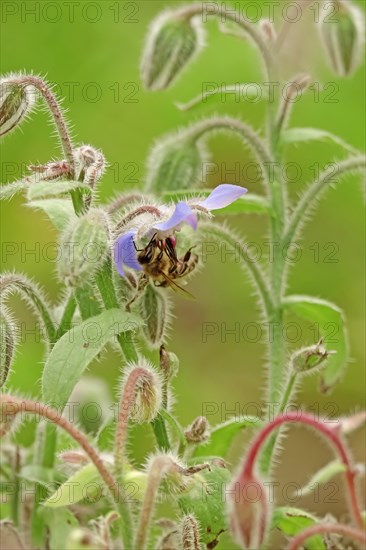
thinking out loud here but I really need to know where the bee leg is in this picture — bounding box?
[177,247,198,276]
[125,274,148,311]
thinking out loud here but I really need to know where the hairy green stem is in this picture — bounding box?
[56,292,77,339]
[96,260,170,450]
[177,4,273,79]
[198,222,273,316]
[284,156,366,250]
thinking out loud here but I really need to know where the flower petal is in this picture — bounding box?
[199,184,248,210]
[153,201,197,232]
[114,230,142,277]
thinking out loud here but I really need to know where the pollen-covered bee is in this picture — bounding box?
[135,233,198,299]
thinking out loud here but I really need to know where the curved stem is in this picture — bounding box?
[284,156,366,250]
[243,412,364,529]
[176,4,273,79]
[1,396,120,504]
[9,75,74,175]
[287,522,366,550]
[185,116,275,190]
[198,222,274,317]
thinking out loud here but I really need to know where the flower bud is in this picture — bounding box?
[145,133,208,192]
[291,338,335,374]
[319,0,365,77]
[58,208,110,287]
[123,360,163,423]
[184,416,210,444]
[66,376,113,435]
[141,10,205,91]
[181,514,200,550]
[0,308,17,387]
[73,144,106,188]
[160,345,179,380]
[228,472,269,549]
[0,76,35,136]
[140,284,172,349]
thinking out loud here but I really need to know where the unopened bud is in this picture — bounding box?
[181,514,200,550]
[73,144,106,188]
[259,19,276,43]
[141,10,205,91]
[124,360,163,423]
[58,208,110,286]
[291,338,335,374]
[0,308,17,387]
[185,416,210,444]
[319,0,365,77]
[228,472,269,549]
[0,76,35,136]
[140,284,172,349]
[66,377,112,435]
[145,133,208,192]
[160,345,179,380]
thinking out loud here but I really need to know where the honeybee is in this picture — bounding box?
[135,233,198,299]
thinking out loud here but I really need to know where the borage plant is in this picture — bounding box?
[1,1,366,549]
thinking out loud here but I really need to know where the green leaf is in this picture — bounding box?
[0,273,57,345]
[42,308,143,411]
[45,463,147,507]
[272,507,326,550]
[27,180,91,201]
[44,463,101,508]
[299,460,346,496]
[42,508,78,550]
[178,462,231,545]
[0,180,26,200]
[193,416,261,458]
[283,295,348,392]
[176,83,267,112]
[27,198,76,230]
[282,128,358,154]
[162,190,270,215]
[18,465,54,487]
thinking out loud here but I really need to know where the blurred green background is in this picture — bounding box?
[1,1,365,547]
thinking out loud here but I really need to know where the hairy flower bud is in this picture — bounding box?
[73,144,106,189]
[291,338,335,374]
[228,472,269,549]
[141,10,205,91]
[0,308,17,387]
[67,377,113,435]
[144,133,209,192]
[0,76,35,136]
[123,360,163,423]
[140,284,172,349]
[319,0,365,76]
[58,208,110,286]
[160,345,179,380]
[184,416,210,444]
[181,514,200,550]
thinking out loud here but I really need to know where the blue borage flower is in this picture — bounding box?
[114,184,247,277]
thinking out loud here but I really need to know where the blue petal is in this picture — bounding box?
[114,230,142,277]
[153,202,197,231]
[199,184,248,210]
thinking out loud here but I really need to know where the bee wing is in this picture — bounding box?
[159,272,196,301]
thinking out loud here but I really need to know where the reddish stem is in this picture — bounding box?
[243,411,363,529]
[114,366,147,479]
[9,75,74,175]
[287,522,366,550]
